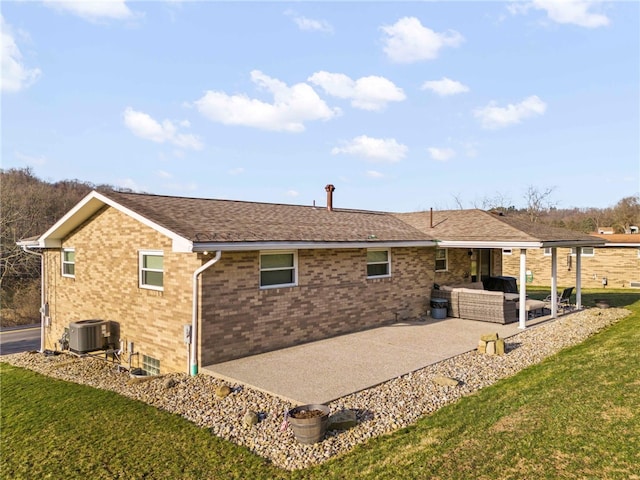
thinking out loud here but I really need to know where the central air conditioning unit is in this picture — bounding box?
[69,319,110,354]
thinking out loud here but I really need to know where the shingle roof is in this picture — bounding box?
[591,233,640,245]
[103,191,435,244]
[395,209,603,244]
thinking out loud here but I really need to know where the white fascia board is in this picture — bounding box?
[192,240,438,252]
[437,241,542,249]
[38,190,193,253]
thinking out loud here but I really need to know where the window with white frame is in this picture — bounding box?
[435,248,447,272]
[260,251,297,288]
[543,247,552,256]
[367,249,391,278]
[571,247,595,257]
[139,251,164,290]
[502,248,512,255]
[62,248,75,277]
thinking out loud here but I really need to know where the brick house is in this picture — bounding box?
[502,232,640,289]
[21,190,603,374]
[21,188,442,374]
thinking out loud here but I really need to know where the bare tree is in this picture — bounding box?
[524,185,557,222]
[450,193,465,210]
[473,191,515,212]
[611,195,640,233]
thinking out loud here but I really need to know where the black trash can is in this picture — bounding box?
[430,298,448,319]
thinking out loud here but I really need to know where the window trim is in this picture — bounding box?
[502,248,512,255]
[139,250,164,291]
[367,248,391,279]
[543,247,552,256]
[435,248,448,272]
[571,247,595,257]
[61,248,75,278]
[259,250,298,289]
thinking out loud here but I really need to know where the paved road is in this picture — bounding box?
[0,325,40,356]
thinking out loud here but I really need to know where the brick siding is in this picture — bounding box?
[199,247,435,365]
[43,205,438,372]
[502,247,640,289]
[43,206,199,373]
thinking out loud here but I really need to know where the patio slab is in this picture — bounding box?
[202,316,550,405]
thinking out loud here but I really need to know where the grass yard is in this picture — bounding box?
[2,289,639,479]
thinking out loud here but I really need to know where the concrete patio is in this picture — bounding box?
[202,315,551,405]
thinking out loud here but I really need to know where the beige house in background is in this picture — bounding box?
[502,233,640,289]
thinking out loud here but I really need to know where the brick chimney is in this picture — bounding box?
[325,184,335,211]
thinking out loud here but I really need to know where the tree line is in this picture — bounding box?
[1,168,638,326]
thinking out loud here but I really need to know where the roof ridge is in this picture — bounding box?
[103,190,392,215]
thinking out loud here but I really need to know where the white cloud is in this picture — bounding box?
[473,95,547,129]
[428,147,456,162]
[1,16,41,93]
[508,0,610,28]
[308,71,406,111]
[116,177,146,192]
[331,135,408,163]
[123,107,203,150]
[366,170,384,178]
[15,151,47,166]
[43,0,137,22]
[421,77,469,96]
[284,10,333,33]
[194,70,340,132]
[228,167,245,175]
[285,189,300,197]
[156,170,172,179]
[381,17,464,63]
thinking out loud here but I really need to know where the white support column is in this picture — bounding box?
[551,248,558,318]
[519,249,527,329]
[575,246,582,309]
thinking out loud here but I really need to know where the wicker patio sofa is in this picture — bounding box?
[431,282,518,324]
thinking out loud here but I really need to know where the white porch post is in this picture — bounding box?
[519,249,527,329]
[575,246,582,309]
[550,248,558,318]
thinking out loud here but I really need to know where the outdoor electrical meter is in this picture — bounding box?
[184,325,192,344]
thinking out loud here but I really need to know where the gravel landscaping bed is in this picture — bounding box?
[2,307,628,470]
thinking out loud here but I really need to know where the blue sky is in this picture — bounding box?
[2,1,638,212]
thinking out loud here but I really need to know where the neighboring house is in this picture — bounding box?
[502,232,640,289]
[20,190,603,375]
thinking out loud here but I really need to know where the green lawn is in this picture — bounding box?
[2,289,639,479]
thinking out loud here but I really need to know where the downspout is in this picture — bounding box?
[21,245,46,352]
[190,251,221,376]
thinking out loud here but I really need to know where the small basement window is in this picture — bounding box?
[367,249,391,278]
[142,355,160,375]
[62,248,75,277]
[260,251,297,288]
[139,251,164,290]
[502,248,512,255]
